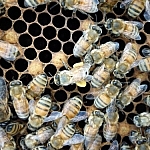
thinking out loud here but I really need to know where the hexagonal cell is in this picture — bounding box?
[0,17,12,30]
[8,6,21,20]
[52,15,65,28]
[54,90,67,102]
[38,12,51,26]
[39,50,52,63]
[34,37,47,50]
[13,20,27,34]
[15,59,28,72]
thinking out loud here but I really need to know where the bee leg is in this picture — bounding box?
[60,59,71,70]
[72,9,77,18]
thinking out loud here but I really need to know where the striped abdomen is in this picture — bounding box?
[138,57,150,72]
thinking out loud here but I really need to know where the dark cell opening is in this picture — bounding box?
[0,58,12,69]
[123,102,134,112]
[49,78,60,90]
[43,26,56,40]
[63,42,74,55]
[118,111,126,122]
[59,66,66,71]
[106,13,116,19]
[70,92,80,98]
[34,37,47,50]
[126,68,134,77]
[44,64,57,76]
[114,39,125,51]
[100,25,108,36]
[144,22,150,34]
[134,95,142,102]
[68,55,81,67]
[67,18,80,30]
[117,78,127,87]
[52,15,65,28]
[19,34,32,47]
[115,134,121,143]
[78,120,85,128]
[139,45,150,57]
[120,16,129,20]
[8,6,21,20]
[17,0,26,8]
[58,28,70,42]
[90,10,103,22]
[72,30,83,42]
[61,9,73,17]
[47,2,60,15]
[77,82,91,93]
[38,13,51,26]
[0,17,12,30]
[81,105,86,111]
[54,90,67,102]
[101,145,110,150]
[136,32,146,44]
[13,20,27,33]
[83,94,94,106]
[139,10,147,21]
[39,50,52,63]
[63,84,76,92]
[113,2,125,15]
[48,39,61,52]
[0,68,3,76]
[24,48,37,60]
[127,113,137,124]
[20,73,33,86]
[41,88,51,97]
[141,80,150,92]
[35,4,46,12]
[128,77,136,85]
[76,10,88,20]
[5,70,18,81]
[100,36,111,44]
[23,10,36,23]
[15,59,28,72]
[122,136,132,145]
[136,103,146,114]
[28,23,41,37]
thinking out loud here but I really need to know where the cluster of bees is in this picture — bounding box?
[0,0,150,150]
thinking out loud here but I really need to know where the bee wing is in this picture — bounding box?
[123,42,132,52]
[63,134,85,146]
[125,21,143,29]
[29,100,36,114]
[123,30,141,40]
[141,48,150,57]
[136,84,148,98]
[130,59,141,69]
[109,140,119,150]
[43,111,63,123]
[71,111,88,122]
[0,77,7,101]
[144,0,150,21]
[56,116,68,132]
[120,0,132,9]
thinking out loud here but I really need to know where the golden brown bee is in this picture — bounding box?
[0,127,16,150]
[104,18,143,40]
[24,0,51,7]
[5,122,25,136]
[73,25,102,58]
[28,94,52,131]
[26,73,48,100]
[117,78,147,109]
[9,80,29,120]
[54,62,91,87]
[120,0,150,21]
[84,110,104,149]
[113,42,138,79]
[103,101,119,142]
[99,0,119,13]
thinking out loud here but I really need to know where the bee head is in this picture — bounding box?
[60,0,65,7]
[10,80,22,87]
[40,73,47,79]
[93,110,104,118]
[133,116,141,127]
[105,18,113,30]
[113,69,125,79]
[54,72,61,86]
[111,79,122,89]
[136,137,147,145]
[91,25,102,35]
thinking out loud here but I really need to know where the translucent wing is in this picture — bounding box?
[144,0,150,21]
[141,48,150,57]
[130,59,141,69]
[85,75,93,82]
[125,21,143,29]
[109,140,119,150]
[29,100,36,114]
[0,77,7,101]
[123,42,132,52]
[120,0,132,9]
[63,134,85,146]
[71,111,88,122]
[56,116,68,132]
[136,84,148,98]
[86,94,95,100]
[123,30,141,40]
[43,111,63,123]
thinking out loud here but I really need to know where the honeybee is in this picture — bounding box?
[26,73,48,100]
[0,40,20,61]
[120,142,132,150]
[28,94,52,131]
[113,42,138,79]
[143,95,150,107]
[24,0,51,7]
[88,79,122,109]
[99,0,119,14]
[54,62,91,87]
[70,142,84,150]
[133,112,150,127]
[32,145,48,150]
[103,101,119,141]
[131,48,150,72]
[116,78,147,109]
[145,127,150,145]
[73,25,102,58]
[5,122,25,136]
[84,110,104,149]
[90,56,117,88]
[23,126,54,149]
[0,127,16,150]
[129,130,150,150]
[104,18,143,40]
[109,140,119,150]
[84,41,119,65]
[120,0,150,21]
[9,80,29,120]
[47,123,84,149]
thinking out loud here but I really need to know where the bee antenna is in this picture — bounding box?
[50,3,59,10]
[48,72,53,77]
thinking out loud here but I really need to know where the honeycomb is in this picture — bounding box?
[0,0,149,149]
